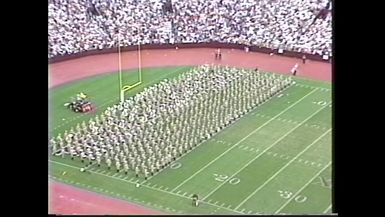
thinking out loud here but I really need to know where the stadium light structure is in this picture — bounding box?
[118,30,143,103]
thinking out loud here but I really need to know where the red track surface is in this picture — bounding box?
[48,48,332,214]
[49,48,331,88]
[49,180,162,215]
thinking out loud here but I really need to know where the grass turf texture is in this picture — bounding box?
[49,66,332,214]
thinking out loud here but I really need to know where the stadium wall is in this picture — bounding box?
[49,42,331,64]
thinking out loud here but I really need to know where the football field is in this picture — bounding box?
[49,66,332,214]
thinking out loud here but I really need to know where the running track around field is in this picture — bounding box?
[48,48,331,214]
[49,180,163,215]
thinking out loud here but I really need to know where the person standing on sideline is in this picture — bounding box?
[291,63,299,76]
[302,55,307,64]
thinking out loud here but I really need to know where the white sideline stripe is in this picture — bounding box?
[274,162,332,214]
[49,160,243,214]
[323,204,332,213]
[235,129,331,209]
[204,104,329,201]
[172,88,318,191]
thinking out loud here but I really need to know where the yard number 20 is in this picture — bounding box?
[213,174,240,185]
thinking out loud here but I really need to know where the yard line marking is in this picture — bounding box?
[205,111,330,203]
[323,204,332,213]
[235,129,331,209]
[128,177,134,182]
[177,190,181,194]
[171,88,318,191]
[208,199,212,203]
[227,205,231,209]
[183,192,187,196]
[221,203,226,207]
[274,161,332,214]
[214,201,219,205]
[248,210,253,214]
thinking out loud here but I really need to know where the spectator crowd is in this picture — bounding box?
[48,0,331,58]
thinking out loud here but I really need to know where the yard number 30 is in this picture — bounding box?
[278,190,307,203]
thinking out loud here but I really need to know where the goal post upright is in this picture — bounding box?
[138,41,142,83]
[118,24,143,103]
[118,33,125,103]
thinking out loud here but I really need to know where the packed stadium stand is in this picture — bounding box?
[48,0,332,58]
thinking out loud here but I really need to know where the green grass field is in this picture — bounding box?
[48,66,332,215]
